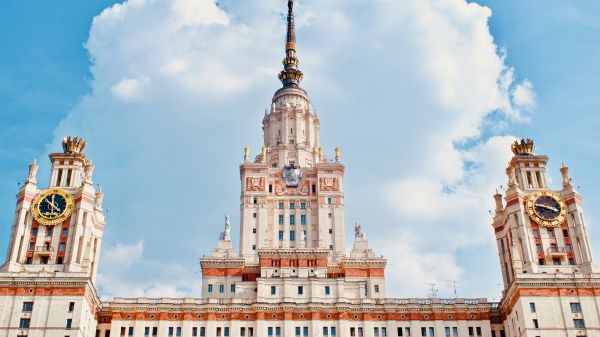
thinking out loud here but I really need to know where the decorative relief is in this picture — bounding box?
[274,180,310,196]
[319,177,339,191]
[245,177,265,191]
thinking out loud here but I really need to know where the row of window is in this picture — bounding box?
[206,284,235,293]
[19,318,72,330]
[278,202,307,210]
[278,214,308,225]
[532,228,570,239]
[530,301,582,313]
[21,301,75,312]
[31,227,68,237]
[252,196,334,205]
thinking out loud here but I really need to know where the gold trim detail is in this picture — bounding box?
[32,189,74,226]
[525,191,567,227]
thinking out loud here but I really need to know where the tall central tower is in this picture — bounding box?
[239,0,345,264]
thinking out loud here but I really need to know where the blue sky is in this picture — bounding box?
[0,0,599,300]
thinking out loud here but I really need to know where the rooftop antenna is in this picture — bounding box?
[425,282,438,298]
[446,280,460,298]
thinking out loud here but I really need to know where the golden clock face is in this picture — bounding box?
[32,189,74,226]
[526,191,567,227]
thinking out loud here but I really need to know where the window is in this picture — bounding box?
[32,228,38,236]
[269,183,274,191]
[253,197,258,205]
[290,231,295,241]
[301,215,307,225]
[22,301,33,312]
[499,331,505,337]
[290,202,295,209]
[328,228,333,234]
[476,328,481,336]
[570,302,582,313]
[249,327,254,337]
[47,228,53,237]
[359,328,364,337]
[563,229,569,237]
[452,328,458,336]
[279,215,284,225]
[66,319,72,330]
[121,328,126,336]
[298,286,303,295]
[62,228,68,237]
[445,328,450,337]
[231,284,235,293]
[573,319,585,329]
[219,284,225,293]
[224,327,230,337]
[328,213,332,218]
[374,328,379,337]
[553,258,561,265]
[128,328,134,336]
[429,328,435,337]
[208,284,213,292]
[301,203,306,209]
[268,328,273,336]
[153,327,158,336]
[569,258,575,265]
[289,139,295,144]
[19,318,31,329]
[279,231,284,240]
[252,228,256,234]
[279,203,284,209]
[331,327,336,336]
[323,327,329,336]
[169,327,174,336]
[252,245,256,250]
[253,213,257,218]
[533,229,539,238]
[68,302,75,312]
[374,285,380,293]
[290,215,295,225]
[468,327,474,337]
[325,286,331,295]
[551,244,558,252]
[29,242,34,250]
[176,327,181,337]
[312,185,316,194]
[59,243,65,252]
[351,328,356,337]
[533,319,539,329]
[530,302,536,313]
[303,327,308,336]
[548,229,554,238]
[327,197,333,204]
[200,327,206,337]
[566,243,572,252]
[192,328,197,337]
[491,331,495,337]
[329,245,334,250]
[271,286,276,295]
[539,258,545,265]
[536,244,541,253]
[296,327,301,337]
[382,328,387,336]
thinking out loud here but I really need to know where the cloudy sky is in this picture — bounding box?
[1,0,599,300]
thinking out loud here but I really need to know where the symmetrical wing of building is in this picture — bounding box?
[1,1,599,337]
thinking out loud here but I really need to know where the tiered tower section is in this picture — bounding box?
[492,139,600,337]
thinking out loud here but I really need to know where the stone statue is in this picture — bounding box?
[27,160,38,184]
[95,191,104,210]
[84,162,95,183]
[220,214,231,241]
[354,222,365,240]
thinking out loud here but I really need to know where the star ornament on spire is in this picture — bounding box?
[278,0,304,87]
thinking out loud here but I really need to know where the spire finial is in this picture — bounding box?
[278,0,303,87]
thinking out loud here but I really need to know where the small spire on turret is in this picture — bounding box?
[560,162,572,187]
[244,146,250,162]
[278,0,303,87]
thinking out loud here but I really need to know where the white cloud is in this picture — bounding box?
[49,0,535,298]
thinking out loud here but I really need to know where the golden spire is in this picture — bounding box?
[511,138,535,156]
[278,0,303,87]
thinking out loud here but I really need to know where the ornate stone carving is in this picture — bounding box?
[319,177,338,191]
[245,177,265,191]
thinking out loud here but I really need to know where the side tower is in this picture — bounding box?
[492,139,600,337]
[0,137,103,337]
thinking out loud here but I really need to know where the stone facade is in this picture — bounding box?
[1,1,599,337]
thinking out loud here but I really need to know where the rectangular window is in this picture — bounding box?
[530,302,536,313]
[268,327,273,336]
[216,327,222,337]
[301,214,307,225]
[548,229,554,238]
[62,228,68,236]
[19,318,31,329]
[253,197,258,205]
[231,284,235,293]
[312,184,316,194]
[533,229,539,238]
[327,197,333,204]
[429,328,435,337]
[298,286,303,295]
[323,327,329,336]
[177,328,182,337]
[279,231,284,240]
[563,229,569,237]
[533,319,539,329]
[290,231,295,241]
[421,328,427,337]
[491,331,495,337]
[290,202,295,209]
[249,328,254,337]
[271,286,276,295]
[296,327,301,337]
[303,327,308,336]
[252,245,256,250]
[445,327,450,337]
[66,319,72,330]
[573,319,585,329]
[570,302,582,313]
[359,328,364,337]
[208,284,213,292]
[325,286,331,295]
[374,328,379,337]
[219,284,225,293]
[374,285,380,293]
[275,327,280,336]
[290,215,295,225]
[569,258,575,265]
[553,258,561,265]
[32,228,38,236]
[301,203,306,209]
[279,215,284,225]
[405,328,411,337]
[128,327,134,336]
[329,245,334,250]
[200,328,205,337]
[145,327,150,336]
[68,302,75,312]
[452,328,458,336]
[22,301,33,312]
[382,328,386,336]
[331,327,336,336]
[47,228,53,237]
[192,328,198,337]
[499,331,505,337]
[351,328,356,337]
[59,243,65,252]
[279,203,284,209]
[476,328,481,336]
[269,184,273,192]
[328,228,333,234]
[536,244,541,253]
[152,328,157,336]
[169,327,174,336]
[121,328,126,336]
[253,213,257,218]
[468,327,474,337]
[252,228,256,234]
[566,243,572,252]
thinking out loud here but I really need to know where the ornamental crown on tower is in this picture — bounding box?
[278,0,304,87]
[62,136,87,154]
[511,138,535,156]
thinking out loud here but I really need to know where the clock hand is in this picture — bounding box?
[535,203,559,213]
[44,198,60,212]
